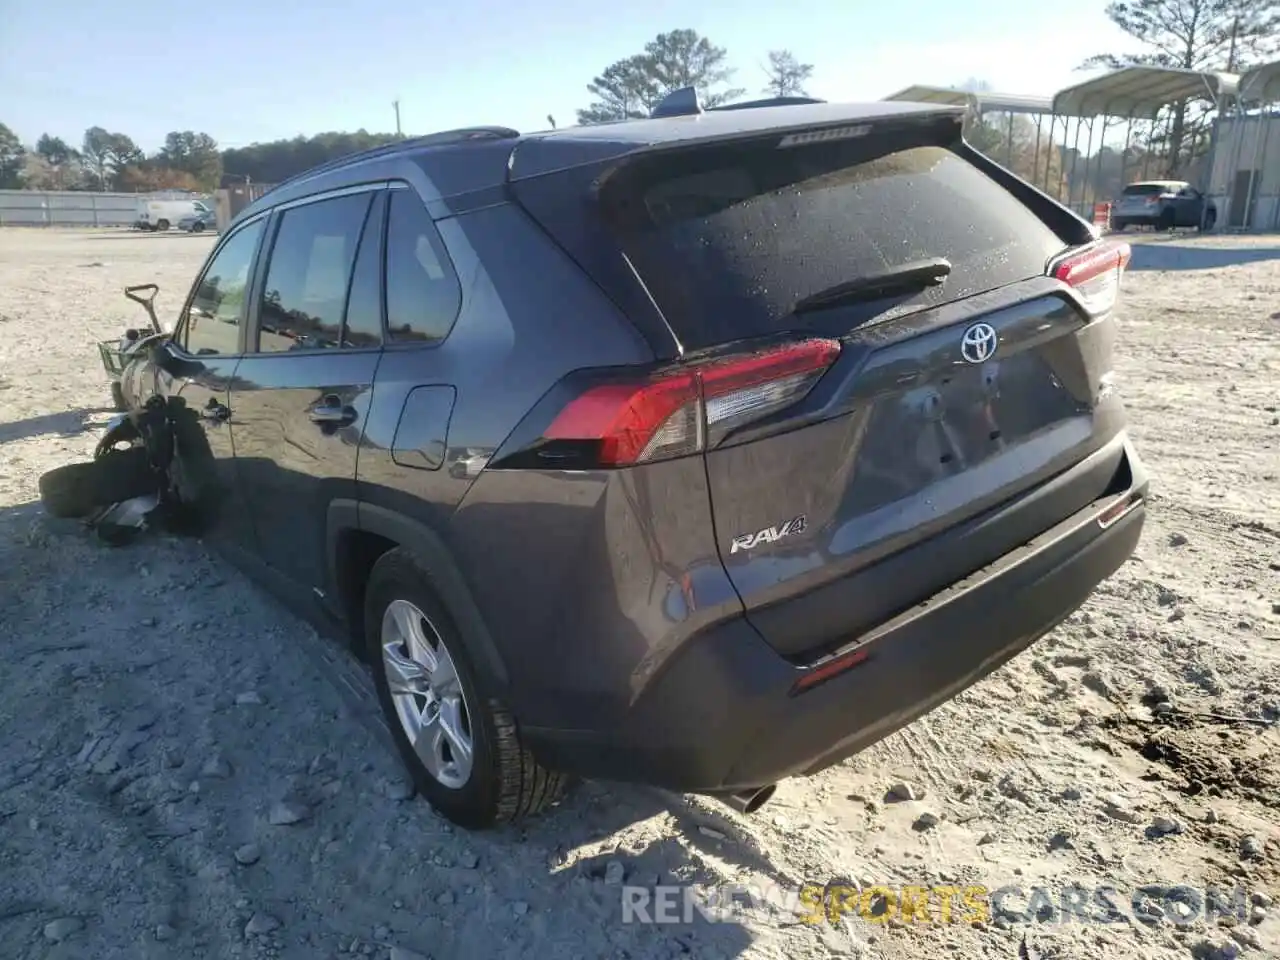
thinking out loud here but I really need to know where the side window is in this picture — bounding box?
[183,218,265,356]
[256,192,372,352]
[384,188,462,343]
[341,192,385,348]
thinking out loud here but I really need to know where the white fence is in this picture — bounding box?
[0,190,212,228]
[0,189,141,227]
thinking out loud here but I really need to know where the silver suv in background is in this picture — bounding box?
[1111,180,1216,232]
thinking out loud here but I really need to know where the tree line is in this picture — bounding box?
[2,3,1274,196]
[573,31,815,123]
[0,126,225,193]
[0,124,405,193]
[0,31,814,194]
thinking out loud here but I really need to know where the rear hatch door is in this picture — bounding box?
[511,109,1126,660]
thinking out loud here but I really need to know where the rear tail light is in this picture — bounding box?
[539,339,841,468]
[1051,239,1130,315]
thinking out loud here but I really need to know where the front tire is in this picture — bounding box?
[38,447,156,519]
[363,548,567,829]
[156,219,170,232]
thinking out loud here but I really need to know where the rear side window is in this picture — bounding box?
[599,135,1066,349]
[384,188,461,344]
[257,192,373,352]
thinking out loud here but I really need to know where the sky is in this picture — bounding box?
[0,0,1143,152]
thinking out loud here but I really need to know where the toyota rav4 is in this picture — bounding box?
[115,94,1147,829]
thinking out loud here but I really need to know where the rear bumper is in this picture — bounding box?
[523,437,1148,793]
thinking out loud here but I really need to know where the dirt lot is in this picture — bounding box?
[0,228,1277,960]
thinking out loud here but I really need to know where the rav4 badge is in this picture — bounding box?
[730,515,808,554]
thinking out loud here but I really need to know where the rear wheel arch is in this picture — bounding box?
[326,500,510,692]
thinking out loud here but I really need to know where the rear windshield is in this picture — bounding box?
[1122,183,1170,196]
[596,133,1065,349]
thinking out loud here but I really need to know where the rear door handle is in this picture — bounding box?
[309,395,357,427]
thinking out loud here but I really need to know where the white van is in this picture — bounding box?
[134,198,211,232]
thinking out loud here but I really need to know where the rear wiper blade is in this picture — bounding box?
[791,257,952,314]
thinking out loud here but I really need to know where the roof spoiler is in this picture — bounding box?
[650,87,827,119]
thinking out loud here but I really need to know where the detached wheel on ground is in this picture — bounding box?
[38,447,156,519]
[363,548,567,829]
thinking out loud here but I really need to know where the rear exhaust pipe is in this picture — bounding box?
[715,784,777,815]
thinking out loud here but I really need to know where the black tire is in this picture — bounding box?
[1158,208,1176,232]
[192,220,205,233]
[38,447,156,519]
[363,548,567,829]
[156,219,170,232]
[110,381,127,411]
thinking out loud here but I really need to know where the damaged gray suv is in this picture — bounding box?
[43,92,1148,829]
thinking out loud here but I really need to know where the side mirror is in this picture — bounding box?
[152,340,205,380]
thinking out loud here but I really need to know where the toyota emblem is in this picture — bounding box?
[960,322,998,364]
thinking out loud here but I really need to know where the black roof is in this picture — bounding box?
[236,99,961,221]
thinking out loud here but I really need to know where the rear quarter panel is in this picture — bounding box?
[354,200,661,685]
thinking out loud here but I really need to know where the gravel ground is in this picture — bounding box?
[0,228,1278,960]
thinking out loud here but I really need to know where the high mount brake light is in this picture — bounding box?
[1052,239,1131,315]
[543,339,842,467]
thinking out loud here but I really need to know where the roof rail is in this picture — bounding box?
[412,125,521,146]
[265,126,522,195]
[650,88,827,118]
[710,96,827,111]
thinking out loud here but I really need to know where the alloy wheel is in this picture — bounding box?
[380,599,474,788]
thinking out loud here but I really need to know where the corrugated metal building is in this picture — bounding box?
[1204,60,1280,231]
[1206,113,1280,229]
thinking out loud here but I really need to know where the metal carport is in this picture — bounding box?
[881,85,1052,170]
[1048,65,1239,220]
